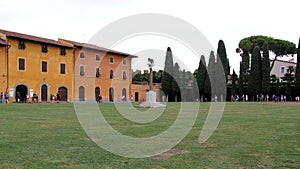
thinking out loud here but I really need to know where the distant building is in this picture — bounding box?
[270,59,296,82]
[130,84,161,102]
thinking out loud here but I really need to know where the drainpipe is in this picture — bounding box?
[6,45,10,90]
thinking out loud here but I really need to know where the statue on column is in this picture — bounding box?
[148,58,154,91]
[138,58,166,108]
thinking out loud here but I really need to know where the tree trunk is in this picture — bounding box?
[270,55,278,72]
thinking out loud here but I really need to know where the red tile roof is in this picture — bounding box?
[0,29,73,48]
[271,59,297,64]
[59,38,138,58]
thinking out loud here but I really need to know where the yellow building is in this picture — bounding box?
[59,39,137,102]
[0,29,74,102]
[0,38,9,94]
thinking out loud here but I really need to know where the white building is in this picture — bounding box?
[270,59,297,82]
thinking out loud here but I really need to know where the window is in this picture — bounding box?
[122,88,126,101]
[109,56,114,64]
[18,58,25,70]
[123,71,127,80]
[96,67,100,78]
[41,43,48,53]
[80,52,85,59]
[79,86,85,101]
[280,67,285,74]
[60,63,66,74]
[110,69,114,79]
[96,54,100,61]
[60,47,66,56]
[42,61,47,72]
[18,40,26,50]
[80,66,85,76]
[123,58,126,65]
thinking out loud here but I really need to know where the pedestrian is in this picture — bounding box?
[4,91,9,103]
[26,93,29,103]
[32,93,37,103]
[0,92,3,103]
[52,94,56,103]
[56,92,60,103]
[99,95,102,103]
[16,92,21,103]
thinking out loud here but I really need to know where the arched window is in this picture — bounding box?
[123,71,127,80]
[109,56,114,64]
[80,52,85,59]
[80,66,85,76]
[122,88,126,101]
[95,87,100,100]
[109,87,114,102]
[96,67,100,78]
[95,54,100,61]
[79,86,85,101]
[110,69,114,79]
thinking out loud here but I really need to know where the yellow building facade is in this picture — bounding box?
[0,38,9,94]
[0,29,136,103]
[0,29,74,102]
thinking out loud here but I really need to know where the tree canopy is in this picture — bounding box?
[237,35,296,70]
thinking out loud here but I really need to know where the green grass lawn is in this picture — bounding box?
[0,102,299,168]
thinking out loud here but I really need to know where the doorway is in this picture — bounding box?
[109,87,114,102]
[16,84,28,102]
[41,84,48,102]
[135,92,139,102]
[58,87,68,101]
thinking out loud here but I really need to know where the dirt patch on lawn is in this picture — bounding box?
[248,153,271,159]
[80,137,95,141]
[207,143,218,148]
[296,148,300,151]
[40,124,59,128]
[150,149,189,159]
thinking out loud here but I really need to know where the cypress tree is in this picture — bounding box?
[295,37,300,96]
[239,52,250,96]
[196,55,207,101]
[261,42,270,95]
[248,46,262,100]
[231,69,237,96]
[217,40,229,83]
[207,51,215,100]
[162,47,174,101]
[181,69,186,101]
[238,61,244,96]
[215,53,226,101]
[172,62,181,101]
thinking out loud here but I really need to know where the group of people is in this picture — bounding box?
[0,91,9,103]
[0,91,62,103]
[231,93,300,102]
[231,95,249,102]
[50,93,61,103]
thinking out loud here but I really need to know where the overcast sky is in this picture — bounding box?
[1,0,299,73]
